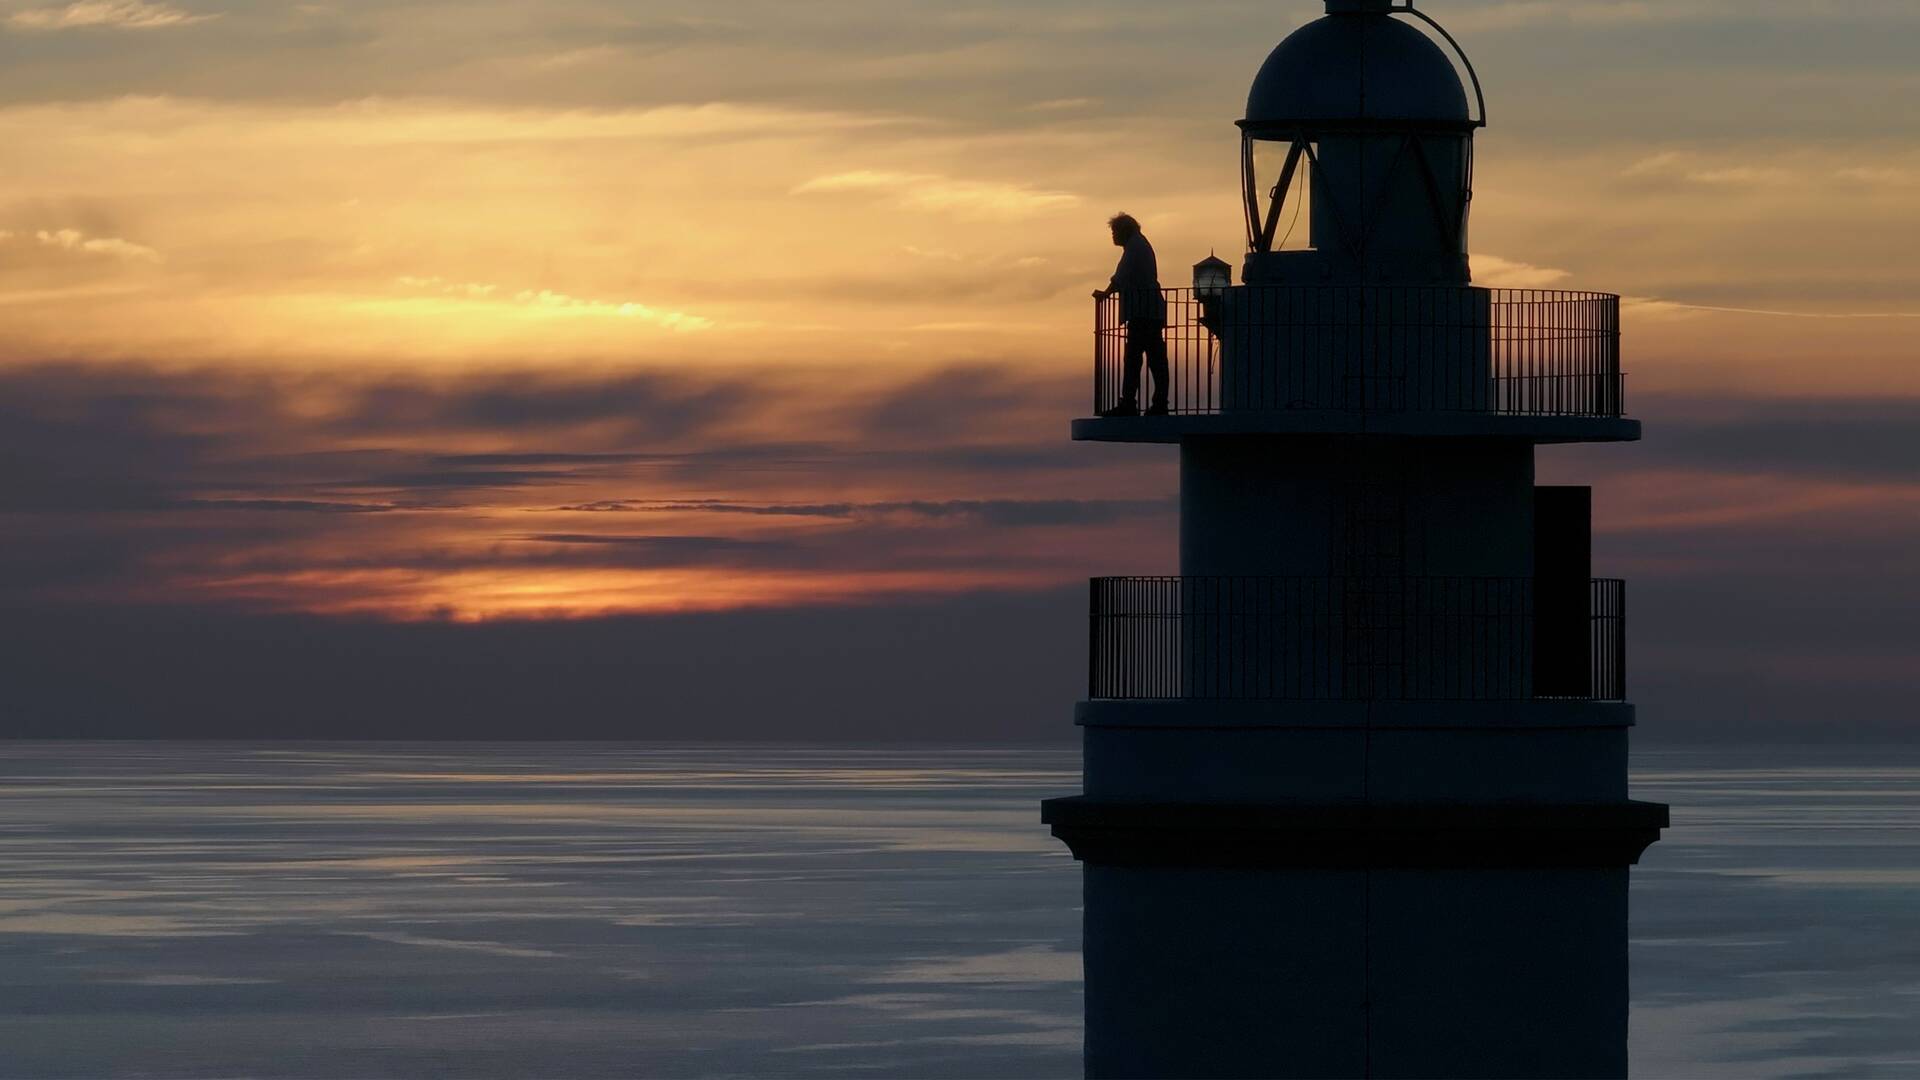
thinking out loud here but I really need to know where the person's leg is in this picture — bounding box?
[1117,325,1145,412]
[1145,329,1171,413]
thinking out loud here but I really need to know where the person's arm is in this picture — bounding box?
[1113,242,1142,292]
[1097,244,1138,299]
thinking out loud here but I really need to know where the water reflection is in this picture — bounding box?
[0,743,1913,1078]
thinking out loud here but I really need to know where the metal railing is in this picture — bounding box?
[1094,286,1623,419]
[1585,578,1627,702]
[1089,576,1626,702]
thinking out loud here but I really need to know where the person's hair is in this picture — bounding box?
[1108,213,1141,236]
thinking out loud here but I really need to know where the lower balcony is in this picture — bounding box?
[1089,576,1625,703]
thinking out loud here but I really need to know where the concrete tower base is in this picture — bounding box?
[1045,699,1665,1079]
[1045,799,1666,1080]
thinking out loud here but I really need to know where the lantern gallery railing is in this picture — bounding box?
[1093,286,1623,419]
[1088,576,1626,702]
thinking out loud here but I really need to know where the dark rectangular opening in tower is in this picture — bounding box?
[1534,486,1592,698]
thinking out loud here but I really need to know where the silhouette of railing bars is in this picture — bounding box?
[1088,576,1627,702]
[1093,286,1623,419]
[1588,577,1626,703]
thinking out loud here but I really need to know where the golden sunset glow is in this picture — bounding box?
[2,0,1918,635]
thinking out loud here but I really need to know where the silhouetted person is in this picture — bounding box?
[1094,213,1169,417]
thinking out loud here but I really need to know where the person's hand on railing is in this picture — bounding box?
[1091,288,1112,300]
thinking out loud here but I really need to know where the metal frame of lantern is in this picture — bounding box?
[1238,124,1476,257]
[1191,254,1234,397]
[1191,253,1233,301]
[1238,3,1489,257]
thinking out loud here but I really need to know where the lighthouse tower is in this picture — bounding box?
[1042,3,1668,1078]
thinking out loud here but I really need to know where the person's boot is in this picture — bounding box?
[1146,401,1170,416]
[1101,401,1140,418]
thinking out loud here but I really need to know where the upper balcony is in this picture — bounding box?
[1076,285,1638,444]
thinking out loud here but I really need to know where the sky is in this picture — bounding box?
[2,0,1918,737]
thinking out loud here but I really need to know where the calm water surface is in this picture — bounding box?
[0,742,1915,1079]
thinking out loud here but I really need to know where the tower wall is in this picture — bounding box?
[1083,864,1628,1080]
[1180,436,1534,580]
[1209,288,1493,409]
[1079,702,1631,804]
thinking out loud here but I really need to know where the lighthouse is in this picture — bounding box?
[1041,3,1668,1078]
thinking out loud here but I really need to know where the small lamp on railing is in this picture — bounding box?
[1193,252,1231,335]
[1193,252,1233,301]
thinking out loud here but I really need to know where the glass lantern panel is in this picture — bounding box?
[1250,140,1316,252]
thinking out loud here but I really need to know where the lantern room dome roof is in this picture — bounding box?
[1244,11,1471,132]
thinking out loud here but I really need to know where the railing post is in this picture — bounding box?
[1089,577,1100,700]
[1093,295,1106,416]
[1615,579,1628,700]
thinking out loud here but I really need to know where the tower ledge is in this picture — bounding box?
[1042,796,1669,868]
[1076,699,1634,730]
[1073,411,1640,445]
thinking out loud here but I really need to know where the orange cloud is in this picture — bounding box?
[7,0,211,30]
[793,169,1082,219]
[31,228,161,262]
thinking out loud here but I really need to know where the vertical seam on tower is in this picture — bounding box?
[1363,699,1374,1078]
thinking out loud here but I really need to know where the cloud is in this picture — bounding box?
[1627,395,1920,483]
[395,275,498,299]
[1620,153,1796,187]
[508,289,713,330]
[0,589,1089,739]
[333,372,758,441]
[0,361,1174,618]
[1019,98,1097,113]
[6,0,211,30]
[1834,166,1917,187]
[518,533,774,554]
[0,364,764,514]
[179,499,416,514]
[553,498,1174,527]
[431,453,656,467]
[7,365,1920,734]
[385,277,712,331]
[524,532,724,545]
[1473,255,1572,288]
[792,170,1081,220]
[1684,166,1796,187]
[902,246,967,263]
[28,228,161,262]
[1450,1,1702,31]
[1623,297,1920,320]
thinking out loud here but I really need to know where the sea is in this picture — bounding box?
[0,741,1915,1079]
